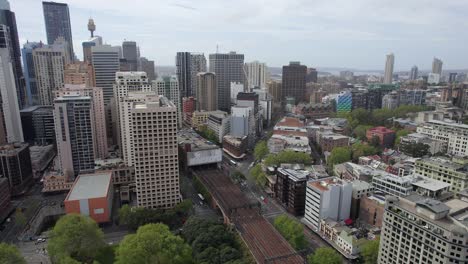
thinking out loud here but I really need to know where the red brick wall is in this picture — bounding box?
[88,197,111,223]
[359,197,385,228]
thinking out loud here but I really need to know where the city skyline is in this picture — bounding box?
[12,0,468,70]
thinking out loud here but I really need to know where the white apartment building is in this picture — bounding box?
[33,40,69,106]
[207,111,230,143]
[378,195,468,264]
[304,177,352,231]
[244,61,269,90]
[56,84,107,159]
[131,96,180,209]
[153,76,181,127]
[417,120,468,156]
[230,82,244,105]
[0,48,23,143]
[230,106,252,138]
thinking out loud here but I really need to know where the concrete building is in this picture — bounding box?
[236,92,261,138]
[22,41,43,106]
[0,177,10,220]
[317,132,350,152]
[230,81,244,105]
[244,61,268,89]
[42,1,74,61]
[64,62,95,87]
[382,92,399,110]
[94,158,135,187]
[82,36,102,63]
[222,135,248,159]
[378,195,468,264]
[432,57,443,75]
[230,106,252,138]
[122,41,138,71]
[54,95,95,180]
[42,173,73,193]
[293,103,333,120]
[191,110,212,129]
[304,178,353,231]
[56,85,107,159]
[366,126,395,148]
[0,143,33,196]
[178,129,222,171]
[399,89,426,106]
[138,57,155,81]
[358,195,385,228]
[0,2,26,109]
[384,53,394,84]
[275,168,308,216]
[282,61,307,104]
[415,157,468,193]
[428,73,440,84]
[409,65,418,81]
[306,68,318,83]
[131,96,180,209]
[207,111,230,143]
[0,46,23,142]
[209,52,245,112]
[417,120,468,156]
[271,116,310,153]
[91,45,120,104]
[196,72,217,111]
[64,172,113,223]
[30,144,55,179]
[153,76,181,126]
[399,133,447,155]
[20,106,55,145]
[176,52,206,98]
[33,40,69,105]
[267,80,281,103]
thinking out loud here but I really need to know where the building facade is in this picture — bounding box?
[42,1,74,61]
[0,143,33,196]
[175,52,206,98]
[196,72,217,111]
[244,61,268,89]
[275,168,308,216]
[282,61,307,104]
[20,106,55,145]
[91,45,120,104]
[384,53,394,84]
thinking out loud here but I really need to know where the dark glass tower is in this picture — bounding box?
[0,0,26,108]
[42,1,74,61]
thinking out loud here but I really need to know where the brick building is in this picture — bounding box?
[366,126,395,148]
[275,168,308,216]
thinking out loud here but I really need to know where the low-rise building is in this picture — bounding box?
[366,126,395,148]
[178,129,222,170]
[417,120,468,156]
[95,158,135,186]
[207,111,230,143]
[305,178,352,231]
[415,156,468,193]
[182,96,196,126]
[42,173,74,193]
[64,172,113,223]
[275,168,309,216]
[222,135,248,159]
[399,133,447,155]
[317,131,350,152]
[293,103,332,120]
[191,111,211,129]
[358,195,385,228]
[319,219,367,258]
[378,196,468,264]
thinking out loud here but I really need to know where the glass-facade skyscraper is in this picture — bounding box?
[43,1,74,61]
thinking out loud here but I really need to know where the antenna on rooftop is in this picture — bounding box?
[216,44,219,53]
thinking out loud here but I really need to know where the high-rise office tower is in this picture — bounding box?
[282,61,307,104]
[267,80,282,103]
[244,61,268,90]
[409,65,418,81]
[196,72,217,111]
[175,52,207,98]
[0,1,26,109]
[0,143,33,196]
[64,62,95,87]
[432,57,443,75]
[306,68,318,83]
[56,85,107,160]
[131,95,180,209]
[113,72,152,164]
[384,53,394,84]
[122,41,138,71]
[33,39,69,106]
[42,1,74,61]
[209,52,244,112]
[153,76,181,126]
[0,44,24,143]
[22,42,43,106]
[54,95,95,180]
[91,45,120,104]
[20,106,55,145]
[138,57,155,81]
[82,36,102,63]
[378,196,468,264]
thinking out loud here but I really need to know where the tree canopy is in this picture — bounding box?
[250,164,267,187]
[115,223,192,264]
[182,217,247,264]
[327,146,352,170]
[254,140,269,161]
[197,125,219,144]
[353,125,373,141]
[351,142,379,162]
[394,129,411,145]
[307,247,341,264]
[273,215,307,250]
[0,243,26,264]
[399,142,430,157]
[48,214,105,263]
[360,239,380,264]
[264,150,312,167]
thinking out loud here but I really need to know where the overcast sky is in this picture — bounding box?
[12,0,468,70]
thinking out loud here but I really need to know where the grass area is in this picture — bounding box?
[94,245,117,264]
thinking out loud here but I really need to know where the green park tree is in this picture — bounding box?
[395,129,411,145]
[254,140,269,161]
[273,215,307,250]
[307,247,341,264]
[360,239,380,264]
[264,150,312,167]
[0,243,26,264]
[353,125,373,141]
[327,147,352,170]
[48,214,105,263]
[399,142,430,158]
[249,164,267,187]
[351,143,379,162]
[116,223,192,264]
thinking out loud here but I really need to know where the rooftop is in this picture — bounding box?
[278,168,309,182]
[412,177,451,192]
[308,177,349,192]
[368,126,395,133]
[178,129,220,151]
[66,172,112,201]
[275,117,305,128]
